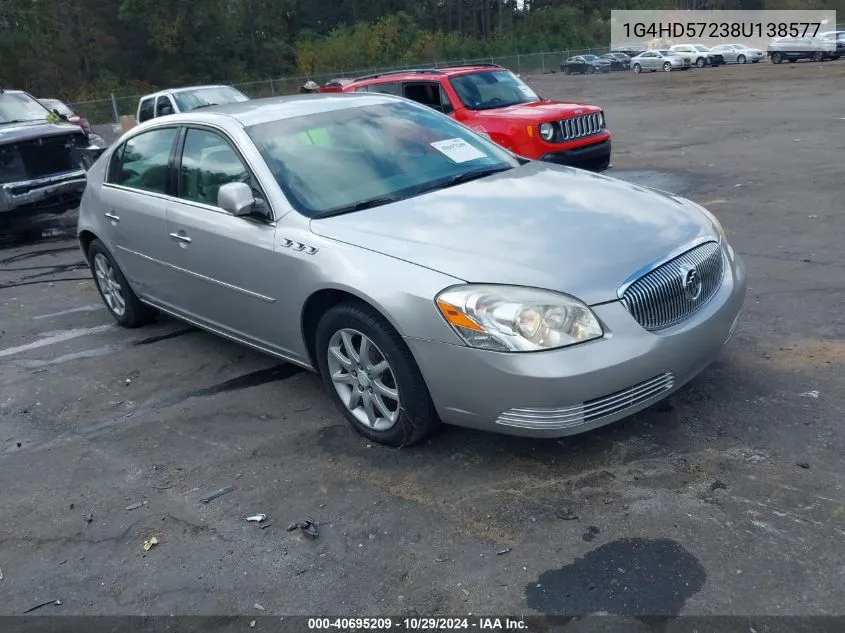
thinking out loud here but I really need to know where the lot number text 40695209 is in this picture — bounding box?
[307,618,529,631]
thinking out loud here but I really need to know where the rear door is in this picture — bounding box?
[99,126,181,302]
[163,125,285,348]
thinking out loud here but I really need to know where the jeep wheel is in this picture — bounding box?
[633,63,642,73]
[737,54,746,64]
[663,62,672,71]
[770,52,783,64]
[696,57,706,67]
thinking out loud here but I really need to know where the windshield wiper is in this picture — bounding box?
[318,195,399,218]
[1,118,43,125]
[191,103,219,110]
[443,165,513,186]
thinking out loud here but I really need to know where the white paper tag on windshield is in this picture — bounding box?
[430,138,486,163]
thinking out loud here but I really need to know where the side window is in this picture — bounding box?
[138,98,154,123]
[368,82,400,96]
[179,128,255,208]
[110,127,179,194]
[439,85,454,114]
[353,86,369,92]
[403,82,448,112]
[155,96,174,117]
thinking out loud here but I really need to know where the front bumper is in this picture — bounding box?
[0,169,87,213]
[405,247,747,439]
[539,139,611,172]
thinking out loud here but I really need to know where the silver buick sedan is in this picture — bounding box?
[77,93,746,447]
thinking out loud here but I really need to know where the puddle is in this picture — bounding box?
[609,170,698,196]
[526,538,705,617]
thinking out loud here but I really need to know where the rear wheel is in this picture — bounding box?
[315,302,440,447]
[696,57,706,67]
[87,239,156,328]
[663,62,672,71]
[633,63,642,73]
[563,66,570,75]
[737,54,746,64]
[812,51,824,62]
[588,65,596,74]
[771,52,783,64]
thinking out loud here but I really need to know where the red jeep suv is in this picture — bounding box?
[340,63,611,171]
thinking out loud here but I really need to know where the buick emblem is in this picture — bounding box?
[682,267,702,301]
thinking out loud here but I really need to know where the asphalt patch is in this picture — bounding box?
[526,538,706,617]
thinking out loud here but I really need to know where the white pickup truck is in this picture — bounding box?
[135,85,250,124]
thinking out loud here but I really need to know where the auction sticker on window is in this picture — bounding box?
[431,138,487,163]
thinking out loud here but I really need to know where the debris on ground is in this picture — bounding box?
[142,536,158,551]
[0,566,3,580]
[796,461,810,469]
[125,501,147,511]
[23,599,62,614]
[556,509,580,520]
[83,511,93,524]
[199,486,235,504]
[250,621,256,628]
[246,514,267,523]
[799,390,820,399]
[253,603,265,611]
[434,557,449,563]
[285,523,297,532]
[710,479,728,491]
[260,523,272,530]
[496,548,512,556]
[298,518,319,539]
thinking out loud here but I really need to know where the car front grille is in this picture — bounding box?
[621,240,725,331]
[558,113,603,141]
[495,372,675,430]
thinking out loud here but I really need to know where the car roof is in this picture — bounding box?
[137,92,404,128]
[349,64,510,84]
[139,85,239,100]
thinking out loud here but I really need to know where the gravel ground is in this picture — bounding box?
[1,61,844,619]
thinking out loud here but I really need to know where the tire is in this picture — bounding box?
[771,52,783,64]
[696,57,706,67]
[789,58,797,63]
[315,301,440,447]
[563,66,570,75]
[633,63,641,73]
[812,51,824,62]
[87,239,156,328]
[663,62,672,71]
[737,54,746,64]
[588,65,596,74]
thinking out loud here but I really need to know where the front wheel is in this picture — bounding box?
[663,62,672,71]
[696,57,706,67]
[588,65,596,74]
[633,63,641,73]
[737,54,746,64]
[771,52,783,64]
[315,302,440,447]
[812,51,824,62]
[563,66,570,75]
[87,239,156,328]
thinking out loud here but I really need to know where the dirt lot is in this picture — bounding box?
[1,61,844,619]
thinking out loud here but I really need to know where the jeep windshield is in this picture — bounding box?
[448,70,540,111]
[247,100,518,218]
[0,92,51,125]
[172,86,249,112]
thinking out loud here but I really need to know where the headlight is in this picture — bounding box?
[538,122,555,141]
[435,284,604,352]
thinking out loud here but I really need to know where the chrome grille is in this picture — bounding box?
[559,112,602,141]
[621,241,724,331]
[495,372,675,430]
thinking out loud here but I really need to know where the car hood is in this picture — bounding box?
[473,100,601,122]
[0,119,86,144]
[310,162,719,305]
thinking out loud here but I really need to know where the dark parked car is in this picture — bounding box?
[0,89,99,213]
[38,98,92,133]
[560,55,612,75]
[601,52,632,70]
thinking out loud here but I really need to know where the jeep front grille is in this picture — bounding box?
[559,113,603,141]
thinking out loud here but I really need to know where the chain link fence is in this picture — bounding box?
[70,47,612,133]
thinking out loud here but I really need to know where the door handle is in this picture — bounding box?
[169,232,192,244]
[104,212,120,221]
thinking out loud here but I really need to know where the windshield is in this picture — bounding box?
[448,70,539,111]
[246,100,519,217]
[0,92,51,125]
[39,99,74,116]
[172,86,249,112]
[693,45,710,52]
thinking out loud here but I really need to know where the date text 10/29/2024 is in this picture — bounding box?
[307,618,528,631]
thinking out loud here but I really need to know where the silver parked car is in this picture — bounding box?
[710,44,765,64]
[632,50,692,72]
[77,94,747,447]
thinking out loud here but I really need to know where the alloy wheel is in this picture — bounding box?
[327,328,400,431]
[93,253,126,316]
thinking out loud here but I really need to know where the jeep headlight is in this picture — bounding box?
[538,122,555,141]
[435,285,603,352]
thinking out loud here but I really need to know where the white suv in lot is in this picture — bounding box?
[135,85,249,124]
[767,36,839,63]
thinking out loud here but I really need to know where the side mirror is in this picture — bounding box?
[52,108,69,121]
[218,182,255,216]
